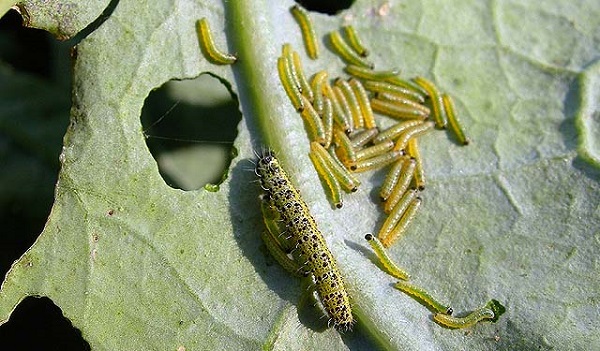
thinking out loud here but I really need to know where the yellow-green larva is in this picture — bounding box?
[323,82,352,133]
[332,85,354,130]
[406,138,425,190]
[386,76,429,97]
[353,150,404,173]
[292,50,314,102]
[300,95,327,145]
[196,18,237,65]
[441,93,470,145]
[433,308,494,329]
[335,78,364,129]
[256,150,353,330]
[356,140,394,161]
[342,25,369,57]
[412,76,448,129]
[290,5,319,59]
[378,188,418,241]
[375,92,431,116]
[365,234,410,280]
[321,97,334,148]
[310,70,328,114]
[362,80,426,104]
[394,281,453,315]
[380,159,405,202]
[350,127,379,148]
[329,31,374,68]
[282,44,302,93]
[277,56,304,112]
[373,120,425,144]
[383,157,416,214]
[370,98,429,120]
[310,142,361,193]
[382,196,422,247]
[349,78,377,129]
[309,149,343,208]
[344,65,400,81]
[392,120,435,152]
[333,128,358,170]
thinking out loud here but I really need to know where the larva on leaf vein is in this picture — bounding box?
[255,150,354,331]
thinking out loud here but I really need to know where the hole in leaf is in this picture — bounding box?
[295,0,353,15]
[0,296,91,350]
[141,75,241,191]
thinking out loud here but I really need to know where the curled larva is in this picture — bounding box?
[290,5,319,59]
[342,25,369,57]
[394,281,453,315]
[255,150,353,331]
[365,234,410,280]
[392,121,435,152]
[329,31,374,68]
[441,93,470,145]
[412,76,447,129]
[196,18,237,65]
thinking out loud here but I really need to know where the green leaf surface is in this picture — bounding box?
[2,0,600,350]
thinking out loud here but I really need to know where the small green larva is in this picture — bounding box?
[441,93,470,145]
[394,281,453,315]
[378,188,418,241]
[365,234,410,280]
[380,159,405,202]
[311,143,362,193]
[381,196,422,247]
[332,85,354,130]
[300,95,327,145]
[196,18,237,65]
[383,158,416,214]
[333,129,358,170]
[321,97,334,148]
[356,140,394,161]
[433,308,494,329]
[370,98,429,120]
[323,82,352,133]
[349,78,376,129]
[412,76,447,129]
[277,56,304,112]
[309,148,343,208]
[310,70,328,114]
[344,65,401,81]
[261,230,307,278]
[292,51,314,102]
[282,44,303,93]
[375,92,431,116]
[256,150,353,331]
[350,127,379,148]
[406,139,425,190]
[290,5,319,59]
[342,25,369,57]
[353,150,404,173]
[335,78,364,129]
[329,31,374,68]
[362,80,426,104]
[386,76,429,97]
[392,121,435,152]
[373,120,425,144]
